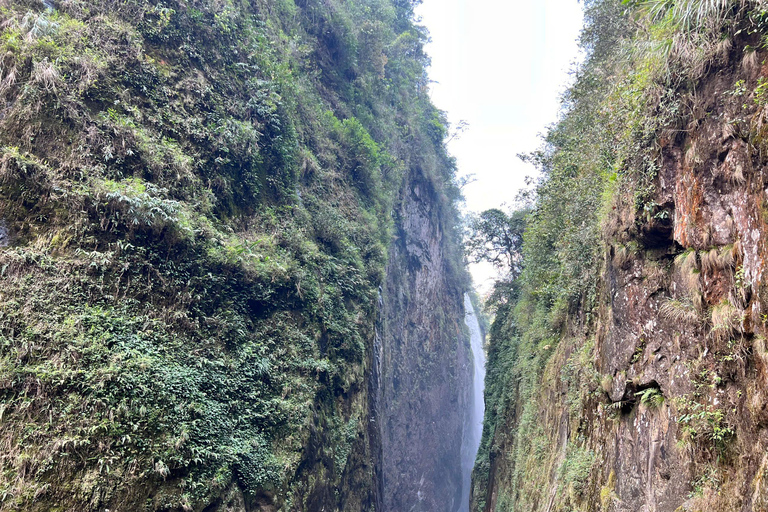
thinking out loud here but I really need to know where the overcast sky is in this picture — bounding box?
[415,0,585,292]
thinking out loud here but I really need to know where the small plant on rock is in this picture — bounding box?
[636,387,665,407]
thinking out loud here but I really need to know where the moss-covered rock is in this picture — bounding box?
[0,0,467,510]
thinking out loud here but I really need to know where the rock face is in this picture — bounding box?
[592,50,768,510]
[380,172,471,512]
[472,9,768,512]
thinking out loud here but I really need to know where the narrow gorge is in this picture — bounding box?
[3,0,768,511]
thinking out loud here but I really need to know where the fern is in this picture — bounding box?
[636,387,665,407]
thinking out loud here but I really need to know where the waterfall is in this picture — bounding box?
[458,293,486,512]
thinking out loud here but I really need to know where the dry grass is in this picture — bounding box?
[721,243,735,267]
[715,36,732,62]
[300,147,322,178]
[673,35,709,78]
[613,244,633,269]
[728,161,747,186]
[741,47,760,73]
[660,298,701,326]
[732,239,743,261]
[74,55,104,94]
[700,247,721,274]
[0,65,17,97]
[644,260,667,284]
[685,139,704,166]
[675,249,701,293]
[700,245,736,274]
[710,298,743,342]
[32,58,59,92]
[755,336,768,366]
[722,122,736,141]
[750,106,768,162]
[685,90,707,131]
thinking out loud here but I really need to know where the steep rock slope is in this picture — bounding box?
[381,166,470,512]
[0,0,468,510]
[473,1,768,511]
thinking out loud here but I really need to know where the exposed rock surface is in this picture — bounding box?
[381,174,471,512]
[473,15,768,512]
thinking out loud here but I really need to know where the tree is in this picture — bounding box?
[465,208,527,278]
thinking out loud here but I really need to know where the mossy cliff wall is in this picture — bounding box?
[0,0,469,510]
[472,2,768,512]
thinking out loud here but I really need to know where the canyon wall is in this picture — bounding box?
[0,0,469,510]
[381,165,471,512]
[472,2,768,511]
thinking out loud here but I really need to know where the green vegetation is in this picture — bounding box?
[559,445,596,502]
[471,0,768,510]
[636,387,665,407]
[0,0,464,510]
[674,363,737,459]
[688,464,721,498]
[465,208,526,274]
[676,397,735,452]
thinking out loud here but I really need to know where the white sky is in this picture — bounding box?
[415,0,585,293]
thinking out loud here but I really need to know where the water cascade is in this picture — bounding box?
[458,293,486,512]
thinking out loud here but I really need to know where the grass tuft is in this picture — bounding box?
[710,298,743,342]
[660,298,701,325]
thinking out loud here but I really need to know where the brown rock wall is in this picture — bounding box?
[476,36,768,512]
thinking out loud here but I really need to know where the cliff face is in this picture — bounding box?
[0,0,468,510]
[472,2,768,512]
[381,167,471,512]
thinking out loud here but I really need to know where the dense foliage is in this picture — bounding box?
[0,0,464,510]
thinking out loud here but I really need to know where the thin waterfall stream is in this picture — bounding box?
[458,293,486,512]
